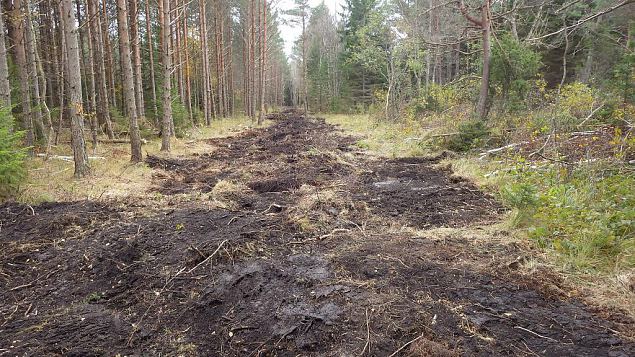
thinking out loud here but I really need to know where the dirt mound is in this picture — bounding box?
[356,157,503,228]
[2,112,634,356]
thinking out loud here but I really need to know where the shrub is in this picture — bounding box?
[444,120,489,152]
[0,108,28,200]
[491,33,542,110]
[502,162,635,271]
[557,82,596,119]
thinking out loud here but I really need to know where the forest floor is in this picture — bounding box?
[1,109,634,356]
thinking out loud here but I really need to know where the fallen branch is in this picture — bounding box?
[186,239,228,274]
[480,142,528,159]
[577,103,605,128]
[388,333,425,357]
[36,154,106,162]
[360,308,371,356]
[98,138,148,145]
[514,326,558,343]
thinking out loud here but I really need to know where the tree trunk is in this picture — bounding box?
[161,0,172,151]
[199,0,211,125]
[0,5,10,107]
[182,0,193,124]
[102,2,117,109]
[476,1,491,119]
[117,0,143,162]
[86,10,100,153]
[459,0,490,119]
[249,0,256,119]
[258,0,266,125]
[145,0,159,124]
[129,0,145,118]
[7,0,34,148]
[60,0,90,177]
[76,1,98,152]
[302,11,308,114]
[24,0,47,143]
[87,0,114,138]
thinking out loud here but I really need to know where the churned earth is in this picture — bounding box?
[1,109,633,356]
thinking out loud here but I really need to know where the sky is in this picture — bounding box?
[275,0,345,57]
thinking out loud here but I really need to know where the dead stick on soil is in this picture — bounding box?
[342,219,367,238]
[360,308,371,356]
[186,240,228,274]
[514,326,558,343]
[388,333,425,357]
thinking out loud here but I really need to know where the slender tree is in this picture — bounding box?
[161,0,172,151]
[145,0,159,123]
[7,0,34,147]
[459,0,491,119]
[117,0,143,161]
[60,0,90,177]
[87,0,114,138]
[258,0,267,124]
[129,0,145,118]
[0,5,10,107]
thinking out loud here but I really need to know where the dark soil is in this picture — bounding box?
[1,109,633,356]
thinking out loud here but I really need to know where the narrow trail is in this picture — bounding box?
[1,110,633,356]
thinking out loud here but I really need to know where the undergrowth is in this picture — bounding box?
[0,108,28,200]
[500,161,634,272]
[455,157,635,273]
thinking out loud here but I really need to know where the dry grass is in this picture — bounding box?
[322,114,435,158]
[210,179,253,210]
[19,116,260,203]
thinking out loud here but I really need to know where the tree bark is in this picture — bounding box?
[24,0,47,143]
[60,0,90,177]
[302,10,308,114]
[145,0,159,124]
[7,0,34,148]
[76,1,98,152]
[0,5,10,107]
[116,0,143,162]
[87,0,114,138]
[199,0,211,125]
[161,0,172,151]
[459,0,490,120]
[258,0,266,125]
[129,0,145,118]
[102,2,117,109]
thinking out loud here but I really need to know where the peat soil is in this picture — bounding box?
[1,109,634,356]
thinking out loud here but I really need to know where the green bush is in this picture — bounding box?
[444,120,489,152]
[0,108,28,200]
[501,162,635,271]
[491,33,542,110]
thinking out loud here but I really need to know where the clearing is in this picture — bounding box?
[1,110,633,356]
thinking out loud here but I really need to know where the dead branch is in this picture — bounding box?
[527,0,635,42]
[388,333,425,357]
[514,326,559,342]
[479,142,529,159]
[36,154,106,161]
[186,239,228,274]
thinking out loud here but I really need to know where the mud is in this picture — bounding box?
[1,109,633,356]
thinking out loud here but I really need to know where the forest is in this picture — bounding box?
[0,0,634,355]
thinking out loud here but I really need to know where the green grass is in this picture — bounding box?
[453,156,635,273]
